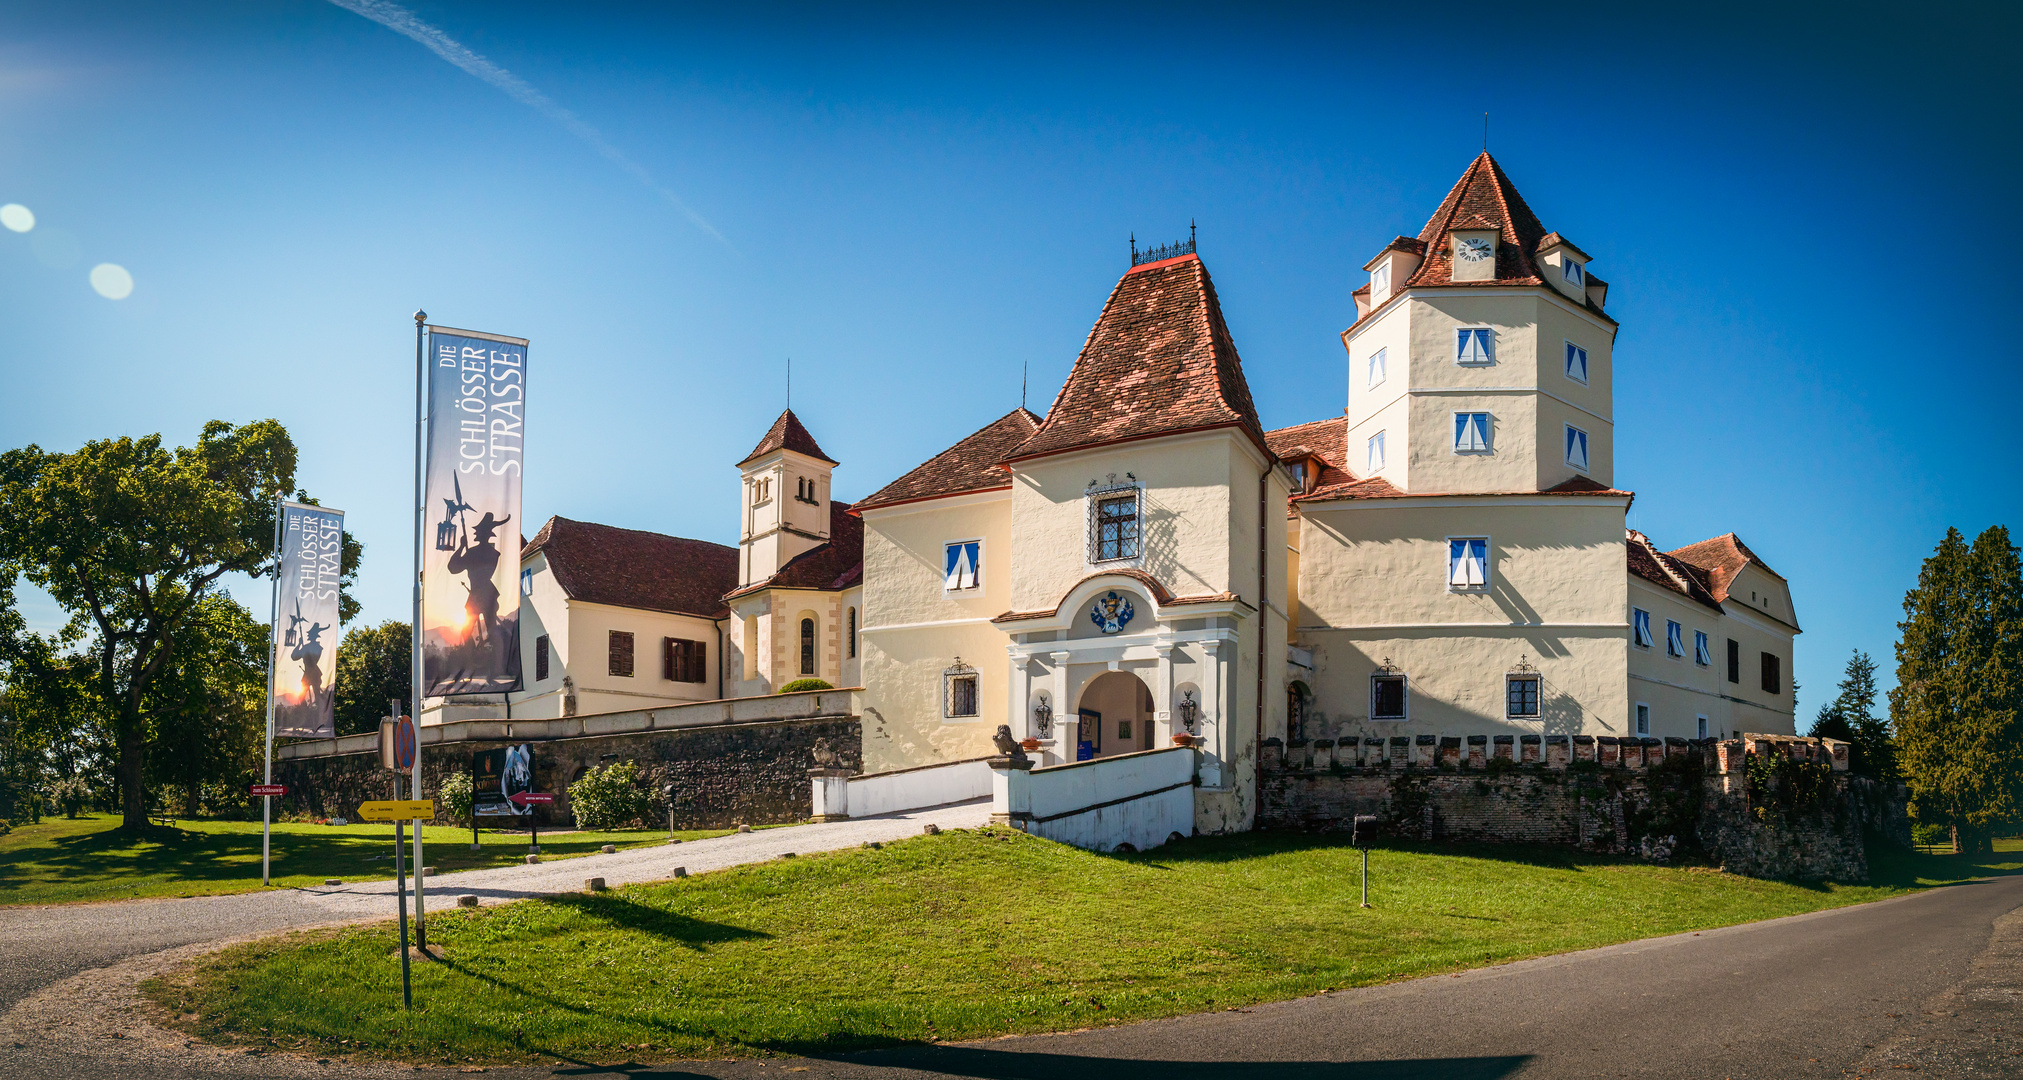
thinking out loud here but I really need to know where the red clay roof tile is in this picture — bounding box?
[523,516,738,619]
[740,409,836,466]
[854,409,1040,511]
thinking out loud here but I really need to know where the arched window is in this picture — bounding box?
[846,607,857,658]
[799,618,816,676]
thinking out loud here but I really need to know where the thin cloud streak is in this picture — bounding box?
[326,0,727,245]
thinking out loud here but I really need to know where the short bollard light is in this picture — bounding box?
[663,783,677,839]
[1352,815,1379,908]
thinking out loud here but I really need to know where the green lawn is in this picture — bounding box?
[145,829,2023,1067]
[0,813,733,905]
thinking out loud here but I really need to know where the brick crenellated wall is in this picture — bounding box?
[1258,732,1908,882]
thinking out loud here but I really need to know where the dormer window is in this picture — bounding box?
[1371,262,1390,298]
[1287,459,1309,494]
[1563,258,1584,286]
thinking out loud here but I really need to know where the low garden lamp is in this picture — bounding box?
[662,784,677,840]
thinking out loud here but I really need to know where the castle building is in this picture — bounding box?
[453,151,1795,836]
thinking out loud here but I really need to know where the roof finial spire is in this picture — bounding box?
[1483,111,1489,152]
[1021,360,1028,411]
[786,356,791,410]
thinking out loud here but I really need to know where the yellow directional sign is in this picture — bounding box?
[357,800,435,822]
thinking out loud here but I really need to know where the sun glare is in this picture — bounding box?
[0,204,32,232]
[90,263,134,300]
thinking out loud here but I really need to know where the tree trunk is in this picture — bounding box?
[118,706,148,830]
[184,783,200,818]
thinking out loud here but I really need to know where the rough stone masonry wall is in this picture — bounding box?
[276,716,860,830]
[1257,732,1908,882]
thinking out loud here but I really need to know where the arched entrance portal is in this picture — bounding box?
[1074,670,1155,760]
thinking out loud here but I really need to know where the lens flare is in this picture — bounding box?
[90,263,134,300]
[0,204,31,232]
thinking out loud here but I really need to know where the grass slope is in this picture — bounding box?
[0,813,731,905]
[148,829,2023,1066]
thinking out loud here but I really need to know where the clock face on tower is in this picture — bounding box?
[1457,237,1494,263]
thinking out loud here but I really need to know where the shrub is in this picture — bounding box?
[438,771,474,826]
[568,761,650,829]
[779,678,834,694]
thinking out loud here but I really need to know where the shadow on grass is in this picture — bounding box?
[542,893,771,949]
[1117,830,1623,874]
[549,1048,1532,1080]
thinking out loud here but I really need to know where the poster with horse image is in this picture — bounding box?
[422,325,527,696]
[472,744,535,817]
[272,502,345,737]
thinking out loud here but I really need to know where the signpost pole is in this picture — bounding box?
[471,760,480,852]
[410,310,430,953]
[394,816,412,1011]
[261,495,282,887]
[1361,848,1370,909]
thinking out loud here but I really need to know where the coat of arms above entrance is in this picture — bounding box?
[1089,591,1135,634]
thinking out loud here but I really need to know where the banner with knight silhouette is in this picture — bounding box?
[422,325,527,696]
[273,502,345,737]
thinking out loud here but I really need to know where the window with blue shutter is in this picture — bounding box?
[1667,620,1686,658]
[1565,342,1588,384]
[1633,608,1653,648]
[1454,412,1492,453]
[1367,430,1386,473]
[1565,425,1590,471]
[944,540,981,590]
[1457,327,1495,365]
[1695,630,1712,667]
[1564,259,1584,286]
[1368,347,1387,388]
[1448,538,1488,590]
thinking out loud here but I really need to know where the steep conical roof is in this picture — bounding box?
[1405,151,1552,288]
[1007,254,1267,463]
[739,408,836,466]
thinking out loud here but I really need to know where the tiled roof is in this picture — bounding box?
[739,409,836,466]
[1535,231,1592,261]
[1284,460,1632,505]
[1667,533,1786,602]
[1627,529,1725,614]
[723,499,863,600]
[854,409,1041,512]
[1007,254,1269,463]
[523,516,738,619]
[991,569,1246,624]
[1265,416,1357,516]
[1405,151,1552,289]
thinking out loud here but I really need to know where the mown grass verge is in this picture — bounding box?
[0,813,733,905]
[144,828,2023,1067]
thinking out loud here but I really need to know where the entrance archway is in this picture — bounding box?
[1075,670,1156,760]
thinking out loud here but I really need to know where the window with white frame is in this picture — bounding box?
[520,568,533,596]
[1367,430,1386,473]
[943,658,979,719]
[1368,346,1387,388]
[1372,262,1390,297]
[1506,675,1540,719]
[943,540,981,591]
[1371,674,1408,720]
[1565,424,1590,471]
[1632,607,1653,648]
[1448,537,1488,591]
[1456,327,1495,365]
[1087,484,1140,564]
[1694,630,1712,667]
[1565,341,1588,384]
[1666,619,1686,658]
[1564,259,1584,286]
[1454,412,1492,453]
[1636,702,1650,735]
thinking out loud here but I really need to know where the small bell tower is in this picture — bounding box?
[737,409,837,586]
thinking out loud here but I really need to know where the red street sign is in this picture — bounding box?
[392,716,417,771]
[508,792,555,806]
[250,784,287,797]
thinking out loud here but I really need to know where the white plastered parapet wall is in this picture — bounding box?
[1292,495,1632,739]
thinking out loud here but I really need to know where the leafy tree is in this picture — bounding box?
[0,420,358,830]
[144,593,267,816]
[1892,525,2023,854]
[1809,650,1894,780]
[332,620,411,737]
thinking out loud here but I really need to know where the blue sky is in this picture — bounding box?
[3,2,2017,720]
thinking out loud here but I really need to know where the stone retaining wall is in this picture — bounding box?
[1258,732,1909,882]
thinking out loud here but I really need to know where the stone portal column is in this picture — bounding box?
[1200,640,1224,787]
[1154,643,1175,745]
[1050,651,1074,760]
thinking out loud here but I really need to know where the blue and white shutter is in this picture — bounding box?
[944,541,980,590]
[1633,608,1653,647]
[1695,631,1713,666]
[1448,539,1487,588]
[1457,328,1494,364]
[1455,413,1490,452]
[1368,347,1387,388]
[1565,342,1588,382]
[1367,431,1386,473]
[1565,425,1590,471]
[1667,620,1685,657]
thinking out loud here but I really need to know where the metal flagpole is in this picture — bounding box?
[261,496,283,886]
[410,310,429,950]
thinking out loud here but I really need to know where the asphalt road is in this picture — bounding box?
[1,829,2017,1080]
